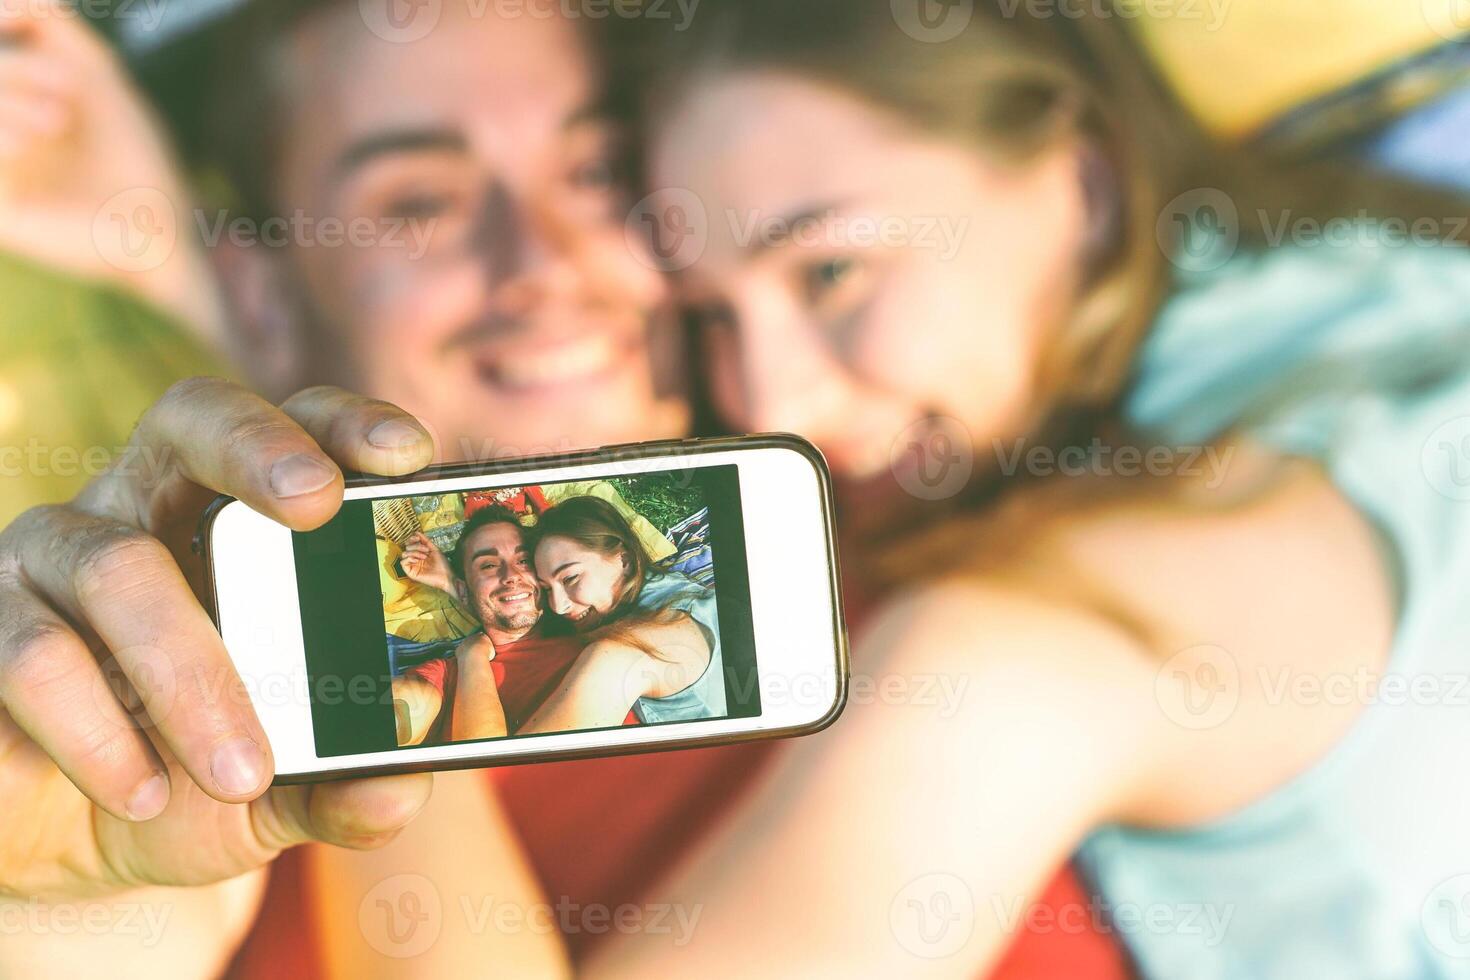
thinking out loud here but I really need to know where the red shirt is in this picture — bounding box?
[406,630,593,741]
[228,589,1126,980]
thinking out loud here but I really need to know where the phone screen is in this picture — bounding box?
[290,463,760,758]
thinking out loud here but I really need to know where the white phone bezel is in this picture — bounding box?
[208,439,847,780]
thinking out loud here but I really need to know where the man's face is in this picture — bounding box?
[261,0,685,457]
[458,520,542,635]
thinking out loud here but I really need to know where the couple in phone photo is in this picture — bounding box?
[381,488,725,747]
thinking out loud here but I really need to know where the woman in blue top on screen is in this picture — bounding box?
[518,494,726,734]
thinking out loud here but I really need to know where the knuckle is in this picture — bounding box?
[157,376,235,414]
[71,525,169,601]
[279,386,344,416]
[0,619,80,701]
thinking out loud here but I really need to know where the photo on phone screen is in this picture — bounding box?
[290,464,760,758]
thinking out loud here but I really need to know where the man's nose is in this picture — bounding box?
[472,181,578,316]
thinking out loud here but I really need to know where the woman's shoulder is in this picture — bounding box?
[871,444,1397,826]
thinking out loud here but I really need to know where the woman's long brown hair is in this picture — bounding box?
[618,0,1470,586]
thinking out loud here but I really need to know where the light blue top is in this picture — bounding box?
[1075,231,1470,978]
[628,569,727,724]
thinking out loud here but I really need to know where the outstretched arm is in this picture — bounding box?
[585,582,1172,977]
[519,613,711,734]
[449,634,509,741]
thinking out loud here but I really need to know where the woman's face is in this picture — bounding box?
[534,535,630,632]
[648,71,1093,482]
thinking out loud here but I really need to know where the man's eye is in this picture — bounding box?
[385,190,459,221]
[569,157,619,192]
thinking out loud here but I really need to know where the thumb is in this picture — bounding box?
[255,774,435,851]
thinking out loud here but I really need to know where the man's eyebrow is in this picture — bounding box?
[333,128,470,179]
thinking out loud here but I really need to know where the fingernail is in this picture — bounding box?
[125,772,170,821]
[367,419,424,450]
[210,737,267,796]
[269,454,336,498]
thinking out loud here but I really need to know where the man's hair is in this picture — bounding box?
[451,504,528,581]
[194,0,637,221]
[198,0,345,220]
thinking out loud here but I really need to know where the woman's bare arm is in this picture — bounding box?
[585,581,1173,977]
[311,770,571,980]
[519,614,710,734]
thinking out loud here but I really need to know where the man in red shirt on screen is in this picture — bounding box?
[391,503,626,744]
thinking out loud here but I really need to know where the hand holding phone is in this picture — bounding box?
[0,379,436,900]
[205,436,849,782]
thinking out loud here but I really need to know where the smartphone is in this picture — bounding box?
[202,435,848,783]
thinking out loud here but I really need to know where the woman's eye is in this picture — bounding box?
[804,257,862,301]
